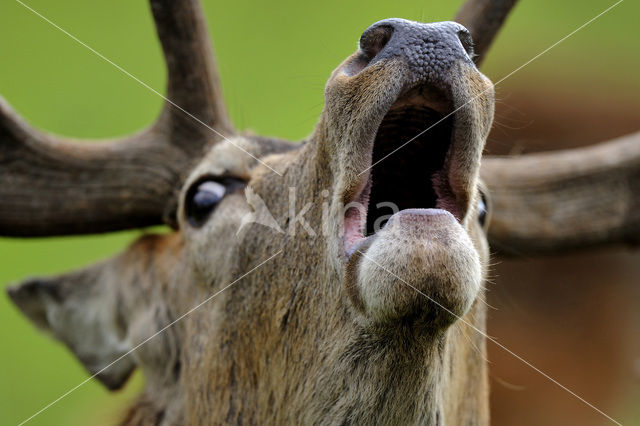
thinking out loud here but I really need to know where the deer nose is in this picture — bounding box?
[358,19,475,81]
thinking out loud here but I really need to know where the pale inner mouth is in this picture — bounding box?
[344,89,457,255]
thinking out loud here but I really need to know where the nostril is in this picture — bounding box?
[359,24,394,60]
[457,29,475,58]
[344,24,394,77]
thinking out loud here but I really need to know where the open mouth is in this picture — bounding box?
[344,85,460,255]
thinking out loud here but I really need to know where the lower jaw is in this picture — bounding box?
[343,206,481,330]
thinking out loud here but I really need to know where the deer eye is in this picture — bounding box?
[477,191,489,228]
[185,178,244,227]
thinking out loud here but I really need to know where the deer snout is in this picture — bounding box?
[351,19,475,82]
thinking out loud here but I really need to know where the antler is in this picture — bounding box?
[0,0,231,237]
[482,131,640,255]
[454,0,519,65]
[454,0,639,254]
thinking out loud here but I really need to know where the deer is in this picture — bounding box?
[2,0,639,424]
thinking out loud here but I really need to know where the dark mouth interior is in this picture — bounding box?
[365,105,454,235]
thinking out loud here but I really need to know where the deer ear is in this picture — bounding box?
[7,264,137,390]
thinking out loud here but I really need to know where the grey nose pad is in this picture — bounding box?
[358,19,475,84]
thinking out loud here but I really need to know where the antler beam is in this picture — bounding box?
[454,0,519,65]
[0,102,175,236]
[0,0,231,237]
[482,131,640,255]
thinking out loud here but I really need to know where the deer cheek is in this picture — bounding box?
[349,210,481,329]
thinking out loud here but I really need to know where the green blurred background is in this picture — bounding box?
[0,0,638,424]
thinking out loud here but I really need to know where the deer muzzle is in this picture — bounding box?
[323,18,494,328]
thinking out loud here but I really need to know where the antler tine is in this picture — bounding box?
[454,0,519,66]
[0,0,232,237]
[150,0,234,143]
[482,131,640,255]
